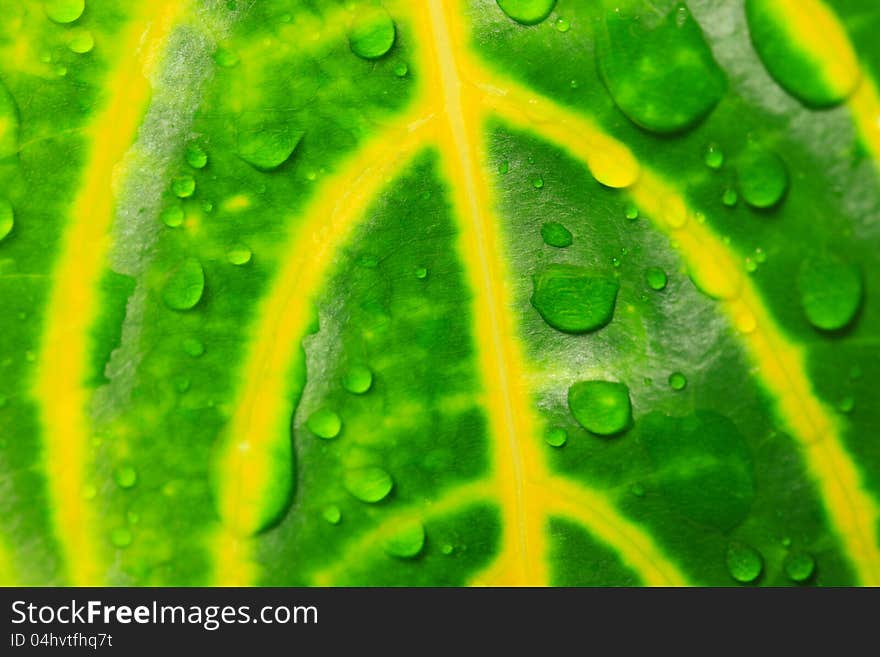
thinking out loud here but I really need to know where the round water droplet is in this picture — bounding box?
[555,18,570,32]
[721,187,738,207]
[322,505,342,525]
[68,29,94,54]
[342,365,373,394]
[532,176,544,189]
[496,0,556,25]
[668,372,687,390]
[383,520,425,558]
[754,247,767,263]
[186,143,208,169]
[540,221,572,248]
[237,119,303,171]
[725,541,763,583]
[172,175,196,198]
[744,257,757,273]
[394,62,408,77]
[625,203,639,220]
[837,396,855,413]
[162,258,205,311]
[798,255,862,331]
[115,465,137,489]
[227,245,252,265]
[645,266,667,291]
[344,466,393,503]
[441,543,454,555]
[349,8,396,60]
[306,408,341,439]
[214,47,239,67]
[784,551,816,583]
[531,264,619,334]
[0,199,14,241]
[110,527,132,548]
[45,0,85,24]
[182,337,204,358]
[568,380,632,436]
[704,143,724,169]
[737,148,788,209]
[545,426,567,447]
[611,256,621,268]
[414,266,428,279]
[161,205,184,228]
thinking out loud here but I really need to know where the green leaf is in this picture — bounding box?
[1,0,879,588]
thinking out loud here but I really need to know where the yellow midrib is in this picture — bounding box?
[32,1,188,586]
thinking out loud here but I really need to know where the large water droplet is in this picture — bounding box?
[736,147,788,209]
[237,116,303,171]
[227,244,252,266]
[383,520,425,558]
[162,258,205,311]
[545,426,567,447]
[172,175,196,199]
[784,550,816,583]
[745,0,860,108]
[344,467,393,503]
[540,221,572,248]
[531,264,619,334]
[186,143,208,169]
[645,266,667,291]
[349,8,396,60]
[568,380,632,436]
[725,541,763,583]
[496,0,556,25]
[342,365,373,394]
[0,200,14,242]
[68,29,94,54]
[45,0,84,24]
[306,408,341,439]
[596,3,726,134]
[161,205,184,228]
[797,255,862,331]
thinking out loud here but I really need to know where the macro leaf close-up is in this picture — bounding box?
[1,0,879,588]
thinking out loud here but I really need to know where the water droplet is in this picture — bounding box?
[668,372,687,390]
[783,551,816,583]
[306,408,341,439]
[160,205,184,228]
[725,541,763,583]
[545,426,567,447]
[322,505,342,525]
[837,396,855,413]
[68,29,94,54]
[441,543,454,555]
[736,147,788,209]
[645,266,667,291]
[745,257,757,273]
[532,176,544,189]
[555,18,570,32]
[227,244,252,265]
[798,255,862,331]
[541,221,572,248]
[114,465,137,489]
[496,0,556,25]
[182,337,204,358]
[342,365,373,394]
[754,247,767,263]
[394,62,408,77]
[721,187,738,207]
[0,199,14,241]
[110,527,132,548]
[568,380,632,436]
[704,143,724,169]
[625,203,639,220]
[611,256,621,268]
[746,0,860,108]
[596,3,726,133]
[630,482,645,497]
[414,266,428,279]
[781,536,792,548]
[186,143,208,169]
[162,258,205,311]
[237,117,303,171]
[344,466,393,503]
[214,47,239,67]
[383,520,425,558]
[349,8,396,60]
[531,265,619,334]
[172,175,196,198]
[45,0,84,24]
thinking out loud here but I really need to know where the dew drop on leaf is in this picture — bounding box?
[441,543,454,555]
[531,264,619,334]
[540,221,572,248]
[625,203,639,220]
[349,8,396,60]
[837,396,855,414]
[322,505,342,525]
[306,408,341,439]
[797,255,862,331]
[721,187,738,207]
[532,176,544,189]
[186,143,208,169]
[645,266,667,291]
[342,365,373,395]
[68,29,94,54]
[172,175,196,198]
[394,63,408,77]
[227,244,252,266]
[567,380,632,436]
[414,266,428,279]
[44,0,85,24]
[344,467,393,503]
[668,372,687,390]
[544,426,567,447]
[182,337,205,358]
[237,118,303,171]
[704,143,724,169]
[496,0,556,25]
[555,18,570,32]
[161,205,184,228]
[0,199,14,242]
[114,465,137,489]
[383,520,425,558]
[162,258,205,311]
[784,551,816,583]
[725,541,763,583]
[736,147,788,209]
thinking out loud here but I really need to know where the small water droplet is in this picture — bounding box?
[781,536,792,548]
[532,176,544,189]
[344,466,393,503]
[182,337,204,358]
[725,541,763,583]
[668,372,687,391]
[544,426,567,447]
[172,175,196,198]
[162,258,205,311]
[531,265,619,334]
[0,200,14,241]
[214,47,239,67]
[569,79,579,89]
[737,147,788,209]
[625,203,639,220]
[383,520,425,558]
[784,551,816,583]
[394,62,408,77]
[837,396,855,413]
[611,256,621,268]
[322,505,342,525]
[645,266,667,290]
[540,221,572,248]
[414,266,428,279]
[342,365,373,394]
[798,254,862,331]
[307,408,341,439]
[568,380,632,436]
[722,187,738,207]
[160,205,184,228]
[497,0,556,25]
[68,28,94,54]
[754,247,767,263]
[186,143,208,169]
[227,245,252,265]
[745,257,757,273]
[630,482,645,497]
[115,465,137,489]
[704,143,724,169]
[555,18,570,32]
[349,8,396,59]
[110,527,132,548]
[441,543,454,555]
[45,0,85,24]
